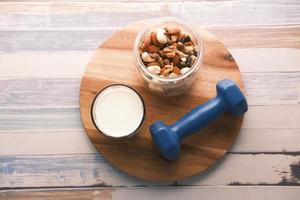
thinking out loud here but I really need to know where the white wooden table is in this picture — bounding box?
[0,1,299,199]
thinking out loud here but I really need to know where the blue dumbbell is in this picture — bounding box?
[150,79,248,160]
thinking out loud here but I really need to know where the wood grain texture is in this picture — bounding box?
[80,20,244,181]
[0,105,299,155]
[0,27,299,53]
[0,186,299,200]
[1,49,300,78]
[1,105,298,132]
[1,73,299,110]
[0,1,300,28]
[1,128,300,156]
[0,154,299,187]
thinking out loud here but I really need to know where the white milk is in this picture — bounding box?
[92,85,144,137]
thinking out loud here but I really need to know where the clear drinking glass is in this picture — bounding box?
[133,17,204,96]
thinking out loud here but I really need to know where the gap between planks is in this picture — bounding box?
[0,154,299,187]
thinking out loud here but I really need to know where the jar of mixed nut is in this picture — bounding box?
[133,18,203,96]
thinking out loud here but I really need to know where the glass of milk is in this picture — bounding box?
[91,84,145,138]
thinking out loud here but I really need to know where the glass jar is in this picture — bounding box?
[133,17,204,96]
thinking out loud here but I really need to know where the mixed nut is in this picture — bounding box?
[139,26,198,78]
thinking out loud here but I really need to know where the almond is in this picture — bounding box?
[147,45,159,53]
[151,31,159,46]
[141,35,151,51]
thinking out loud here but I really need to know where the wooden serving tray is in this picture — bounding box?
[80,20,244,181]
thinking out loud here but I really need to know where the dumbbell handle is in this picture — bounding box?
[170,96,225,140]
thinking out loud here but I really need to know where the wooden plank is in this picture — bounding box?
[230,48,300,72]
[0,52,90,78]
[0,73,299,109]
[231,129,300,153]
[0,79,80,109]
[0,105,299,130]
[0,188,115,200]
[0,130,97,155]
[0,27,299,53]
[0,128,299,156]
[0,2,299,28]
[242,105,300,129]
[0,49,299,79]
[1,186,300,200]
[0,154,299,187]
[243,72,300,105]
[0,31,110,53]
[183,1,300,26]
[0,49,299,78]
[0,108,82,130]
[210,27,300,49]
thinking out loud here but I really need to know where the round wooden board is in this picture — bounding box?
[80,20,244,181]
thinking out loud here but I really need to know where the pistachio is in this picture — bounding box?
[141,35,151,51]
[151,31,159,46]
